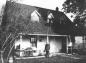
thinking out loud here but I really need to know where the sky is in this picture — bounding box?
[0,0,75,21]
[17,0,66,11]
[0,0,66,13]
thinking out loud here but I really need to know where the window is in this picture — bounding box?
[31,10,41,22]
[30,37,37,47]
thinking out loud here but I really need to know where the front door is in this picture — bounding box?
[62,37,66,53]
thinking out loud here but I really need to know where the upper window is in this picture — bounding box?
[31,10,41,22]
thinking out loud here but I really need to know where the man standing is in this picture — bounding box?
[45,43,50,58]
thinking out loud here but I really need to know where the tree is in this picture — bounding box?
[63,0,86,35]
[63,0,86,14]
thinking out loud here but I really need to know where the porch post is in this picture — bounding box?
[83,36,85,49]
[47,36,49,44]
[66,36,68,54]
[20,35,22,56]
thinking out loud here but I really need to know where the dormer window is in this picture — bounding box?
[31,10,41,22]
[47,12,54,23]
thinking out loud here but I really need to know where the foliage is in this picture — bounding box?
[63,0,86,21]
[63,0,86,14]
[63,0,86,35]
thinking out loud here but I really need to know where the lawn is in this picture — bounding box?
[0,54,86,63]
[14,55,86,63]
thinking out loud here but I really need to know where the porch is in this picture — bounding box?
[13,33,72,57]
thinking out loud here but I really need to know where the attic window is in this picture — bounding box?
[31,10,41,22]
[47,12,54,23]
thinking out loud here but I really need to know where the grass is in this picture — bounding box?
[0,54,86,63]
[14,55,86,63]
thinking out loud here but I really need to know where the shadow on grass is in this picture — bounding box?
[14,55,81,63]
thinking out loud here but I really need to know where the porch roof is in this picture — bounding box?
[19,33,68,37]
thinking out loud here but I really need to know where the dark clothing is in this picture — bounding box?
[45,50,49,58]
[45,44,50,58]
[45,44,50,51]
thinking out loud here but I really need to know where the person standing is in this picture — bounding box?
[45,43,50,58]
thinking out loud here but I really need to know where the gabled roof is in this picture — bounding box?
[2,1,74,35]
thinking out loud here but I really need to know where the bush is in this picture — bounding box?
[73,48,86,55]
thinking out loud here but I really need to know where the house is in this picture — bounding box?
[2,1,74,57]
